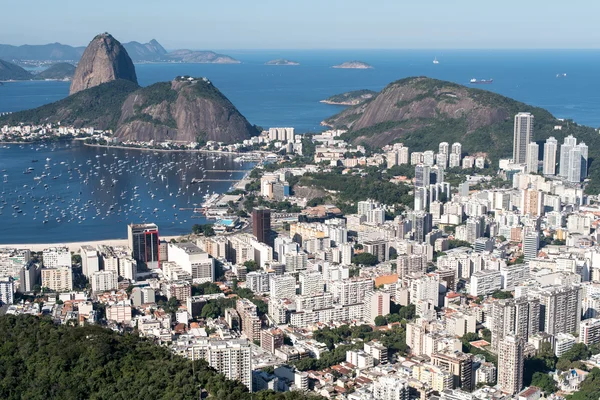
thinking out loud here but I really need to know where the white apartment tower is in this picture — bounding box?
[543,137,557,175]
[526,142,539,174]
[559,135,578,178]
[42,247,71,268]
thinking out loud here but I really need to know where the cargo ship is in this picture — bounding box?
[470,78,493,84]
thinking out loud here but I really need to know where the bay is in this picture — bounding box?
[1,49,600,243]
[0,141,252,244]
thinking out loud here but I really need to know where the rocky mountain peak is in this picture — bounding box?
[69,33,138,95]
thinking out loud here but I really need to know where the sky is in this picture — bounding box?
[2,0,599,49]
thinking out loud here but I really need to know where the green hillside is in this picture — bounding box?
[0,315,323,400]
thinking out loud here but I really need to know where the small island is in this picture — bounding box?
[332,61,373,69]
[321,89,377,105]
[265,59,300,66]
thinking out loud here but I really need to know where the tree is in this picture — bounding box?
[71,254,82,265]
[374,316,387,326]
[491,290,513,299]
[461,332,480,344]
[243,260,259,273]
[531,372,557,395]
[398,304,416,321]
[556,343,591,371]
[352,252,378,266]
[203,225,215,237]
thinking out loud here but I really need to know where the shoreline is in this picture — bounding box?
[319,100,358,106]
[0,235,182,253]
[82,142,260,156]
[0,139,262,157]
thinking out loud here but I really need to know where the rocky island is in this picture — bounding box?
[332,61,373,69]
[320,89,377,105]
[163,50,240,64]
[265,59,300,66]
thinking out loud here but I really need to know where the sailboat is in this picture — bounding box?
[433,57,439,64]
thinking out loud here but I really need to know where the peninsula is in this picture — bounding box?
[320,89,377,105]
[332,61,373,69]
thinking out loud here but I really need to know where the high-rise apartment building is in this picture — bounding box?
[451,142,462,156]
[91,270,118,293]
[128,223,160,269]
[415,164,431,188]
[364,290,391,324]
[80,245,99,278]
[526,142,539,174]
[261,328,284,354]
[498,335,524,395]
[512,112,534,164]
[523,232,539,261]
[41,266,73,292]
[543,137,557,175]
[0,276,14,305]
[236,298,261,342]
[490,297,540,350]
[205,339,252,390]
[559,135,578,178]
[537,285,582,335]
[168,242,215,283]
[431,351,474,391]
[42,247,71,268]
[252,207,271,245]
[567,142,588,183]
[269,274,296,301]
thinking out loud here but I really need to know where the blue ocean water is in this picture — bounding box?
[1,49,600,243]
[3,50,600,130]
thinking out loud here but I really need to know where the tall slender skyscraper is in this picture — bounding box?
[252,207,271,245]
[498,335,524,395]
[543,137,557,175]
[414,164,431,188]
[526,142,539,174]
[513,112,534,164]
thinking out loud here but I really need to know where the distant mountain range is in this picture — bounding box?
[0,39,239,64]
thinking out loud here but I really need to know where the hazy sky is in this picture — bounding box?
[2,0,598,49]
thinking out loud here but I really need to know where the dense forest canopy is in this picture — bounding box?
[0,315,322,400]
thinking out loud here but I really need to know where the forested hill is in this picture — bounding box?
[0,315,322,400]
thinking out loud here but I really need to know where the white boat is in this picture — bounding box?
[433,57,439,64]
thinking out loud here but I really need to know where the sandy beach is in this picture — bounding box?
[0,235,181,253]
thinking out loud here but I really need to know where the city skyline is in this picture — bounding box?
[1,0,600,49]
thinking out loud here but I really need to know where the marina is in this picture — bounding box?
[0,141,256,244]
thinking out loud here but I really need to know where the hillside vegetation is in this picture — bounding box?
[0,79,140,130]
[0,59,33,80]
[321,89,377,105]
[323,77,600,194]
[0,315,323,400]
[36,62,76,80]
